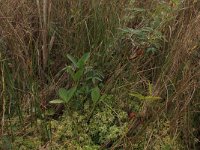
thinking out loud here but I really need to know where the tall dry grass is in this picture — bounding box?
[0,0,128,143]
[108,0,200,149]
[0,0,199,149]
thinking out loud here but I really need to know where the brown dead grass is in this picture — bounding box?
[0,0,199,149]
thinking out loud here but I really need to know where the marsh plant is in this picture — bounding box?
[50,53,105,112]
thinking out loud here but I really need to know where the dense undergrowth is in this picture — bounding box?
[0,0,200,149]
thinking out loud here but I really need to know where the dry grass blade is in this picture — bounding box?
[42,0,49,69]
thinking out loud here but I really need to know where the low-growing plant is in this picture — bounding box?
[120,1,176,55]
[120,26,164,54]
[50,53,105,112]
[130,81,161,102]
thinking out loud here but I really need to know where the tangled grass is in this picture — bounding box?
[0,0,200,149]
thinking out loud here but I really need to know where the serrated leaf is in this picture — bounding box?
[58,88,69,101]
[67,54,78,67]
[129,93,145,100]
[144,96,161,101]
[49,99,64,104]
[91,86,100,103]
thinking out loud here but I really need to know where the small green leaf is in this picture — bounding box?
[130,93,145,100]
[74,68,84,81]
[77,53,90,68]
[144,96,161,101]
[91,86,100,103]
[58,88,69,101]
[67,54,78,67]
[49,99,64,104]
[65,86,77,103]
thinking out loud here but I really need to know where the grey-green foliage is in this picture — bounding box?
[120,26,164,54]
[120,2,172,54]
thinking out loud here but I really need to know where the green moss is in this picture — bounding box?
[48,103,128,148]
[13,136,41,150]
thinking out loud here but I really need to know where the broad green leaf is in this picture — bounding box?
[91,86,100,103]
[49,99,64,104]
[129,93,145,100]
[58,88,69,101]
[65,86,77,103]
[144,96,161,101]
[67,54,78,67]
[74,68,84,81]
[81,52,90,63]
[77,53,90,68]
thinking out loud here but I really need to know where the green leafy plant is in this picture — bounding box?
[50,87,77,104]
[50,53,104,110]
[120,2,174,55]
[91,86,100,103]
[130,81,161,101]
[120,27,164,54]
[66,53,90,82]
